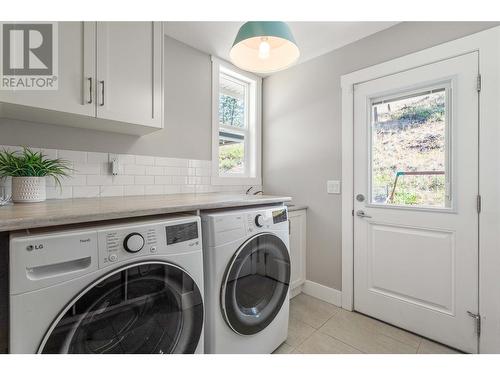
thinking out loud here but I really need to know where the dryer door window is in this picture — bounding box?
[39,261,203,354]
[221,233,290,335]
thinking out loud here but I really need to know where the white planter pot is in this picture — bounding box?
[12,176,47,203]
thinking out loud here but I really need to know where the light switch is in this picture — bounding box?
[327,180,341,194]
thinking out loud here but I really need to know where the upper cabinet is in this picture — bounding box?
[96,22,163,128]
[0,22,96,117]
[0,22,163,135]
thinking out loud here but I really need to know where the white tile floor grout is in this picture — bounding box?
[273,293,461,354]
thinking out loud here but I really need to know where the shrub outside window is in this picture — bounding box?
[370,84,451,208]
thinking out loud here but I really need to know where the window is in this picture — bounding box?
[212,57,262,185]
[219,73,247,175]
[370,84,451,208]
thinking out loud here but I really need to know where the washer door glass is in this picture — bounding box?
[40,262,203,354]
[221,233,290,335]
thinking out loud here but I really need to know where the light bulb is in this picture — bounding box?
[258,39,270,60]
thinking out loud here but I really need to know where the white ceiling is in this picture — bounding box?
[163,22,399,73]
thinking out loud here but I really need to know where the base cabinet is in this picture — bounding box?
[289,209,307,297]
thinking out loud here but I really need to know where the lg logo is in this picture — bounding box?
[26,244,44,251]
[1,22,58,90]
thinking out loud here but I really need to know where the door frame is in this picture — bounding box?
[340,26,500,353]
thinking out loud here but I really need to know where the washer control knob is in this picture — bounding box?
[255,214,265,227]
[123,233,145,253]
[109,254,118,262]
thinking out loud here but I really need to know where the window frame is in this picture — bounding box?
[211,56,262,186]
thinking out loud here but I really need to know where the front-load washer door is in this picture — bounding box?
[39,261,203,354]
[221,233,290,335]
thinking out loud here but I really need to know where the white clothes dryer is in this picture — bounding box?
[201,206,290,354]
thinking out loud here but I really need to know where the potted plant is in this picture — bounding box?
[0,147,72,203]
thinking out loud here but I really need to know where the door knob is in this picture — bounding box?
[356,194,365,202]
[356,210,372,218]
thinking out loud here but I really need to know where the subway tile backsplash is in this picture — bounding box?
[0,145,260,199]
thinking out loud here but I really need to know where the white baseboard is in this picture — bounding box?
[302,280,342,307]
[289,285,303,299]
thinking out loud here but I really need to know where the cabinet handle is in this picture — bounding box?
[87,77,93,104]
[99,80,105,106]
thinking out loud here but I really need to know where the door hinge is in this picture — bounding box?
[352,209,354,216]
[467,311,481,336]
[477,74,482,92]
[477,195,482,214]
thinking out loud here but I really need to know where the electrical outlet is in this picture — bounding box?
[108,153,122,176]
[327,180,341,194]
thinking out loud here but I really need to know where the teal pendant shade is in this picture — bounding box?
[230,21,300,74]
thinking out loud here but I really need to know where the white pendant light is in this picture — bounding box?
[230,21,300,74]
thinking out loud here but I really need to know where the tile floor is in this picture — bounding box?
[273,293,461,354]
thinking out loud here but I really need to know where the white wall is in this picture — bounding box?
[263,21,499,290]
[0,144,257,199]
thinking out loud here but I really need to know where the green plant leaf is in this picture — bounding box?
[0,147,72,182]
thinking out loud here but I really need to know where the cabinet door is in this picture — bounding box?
[0,22,95,117]
[96,22,163,128]
[289,210,307,291]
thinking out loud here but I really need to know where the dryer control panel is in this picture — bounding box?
[201,205,289,248]
[245,207,288,234]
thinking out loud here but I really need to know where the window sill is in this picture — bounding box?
[211,175,262,186]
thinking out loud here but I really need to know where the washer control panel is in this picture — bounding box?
[97,216,201,268]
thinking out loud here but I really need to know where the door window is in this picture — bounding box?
[40,262,204,354]
[221,233,290,335]
[370,85,451,208]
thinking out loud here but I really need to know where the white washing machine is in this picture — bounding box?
[9,215,204,354]
[201,205,290,354]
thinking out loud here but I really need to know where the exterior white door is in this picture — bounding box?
[353,52,479,353]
